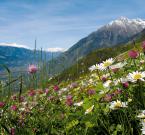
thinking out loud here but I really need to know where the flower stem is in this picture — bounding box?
[107,67,113,81]
[96,69,101,81]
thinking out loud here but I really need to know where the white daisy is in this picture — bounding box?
[113,77,128,85]
[58,88,68,95]
[140,60,145,64]
[137,110,145,119]
[22,102,27,106]
[127,71,145,82]
[19,107,25,111]
[96,63,104,70]
[119,77,129,83]
[91,73,97,77]
[89,65,96,72]
[59,95,66,101]
[103,80,112,88]
[140,53,144,56]
[88,79,94,84]
[101,73,110,78]
[74,101,83,106]
[110,62,126,70]
[141,119,145,134]
[99,90,106,94]
[109,100,128,110]
[85,105,94,114]
[81,81,87,87]
[113,79,120,86]
[137,110,145,134]
[99,58,114,70]
[89,64,102,72]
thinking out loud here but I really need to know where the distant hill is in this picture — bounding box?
[0,46,61,71]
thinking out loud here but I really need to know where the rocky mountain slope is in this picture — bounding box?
[51,17,145,74]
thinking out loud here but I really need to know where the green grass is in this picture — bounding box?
[1,42,145,134]
[53,39,143,83]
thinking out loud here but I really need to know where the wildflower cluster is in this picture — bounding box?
[1,41,145,134]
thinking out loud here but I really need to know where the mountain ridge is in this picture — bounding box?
[50,17,145,75]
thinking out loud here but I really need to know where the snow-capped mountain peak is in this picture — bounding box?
[108,17,145,28]
[118,16,129,21]
[131,18,145,28]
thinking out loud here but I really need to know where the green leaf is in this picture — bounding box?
[82,98,92,109]
[66,120,79,131]
[1,124,10,134]
[85,121,94,128]
[95,82,104,91]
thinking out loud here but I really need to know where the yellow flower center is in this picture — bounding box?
[86,106,94,113]
[141,115,145,119]
[114,101,122,108]
[104,62,111,67]
[128,98,132,102]
[134,74,142,80]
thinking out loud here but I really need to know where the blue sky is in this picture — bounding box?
[0,0,145,51]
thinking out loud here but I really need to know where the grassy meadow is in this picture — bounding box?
[1,40,145,134]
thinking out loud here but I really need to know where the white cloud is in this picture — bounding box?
[47,47,67,52]
[0,42,30,49]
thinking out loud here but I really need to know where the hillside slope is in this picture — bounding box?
[54,29,145,82]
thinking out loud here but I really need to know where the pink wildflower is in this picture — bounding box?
[19,96,25,102]
[104,94,112,102]
[28,90,36,97]
[87,89,96,96]
[54,85,59,92]
[113,89,122,95]
[28,65,38,74]
[112,68,119,73]
[11,95,17,101]
[101,76,107,82]
[66,95,73,106]
[122,82,129,88]
[11,105,17,111]
[0,102,5,108]
[45,89,49,95]
[10,127,15,135]
[128,50,138,59]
